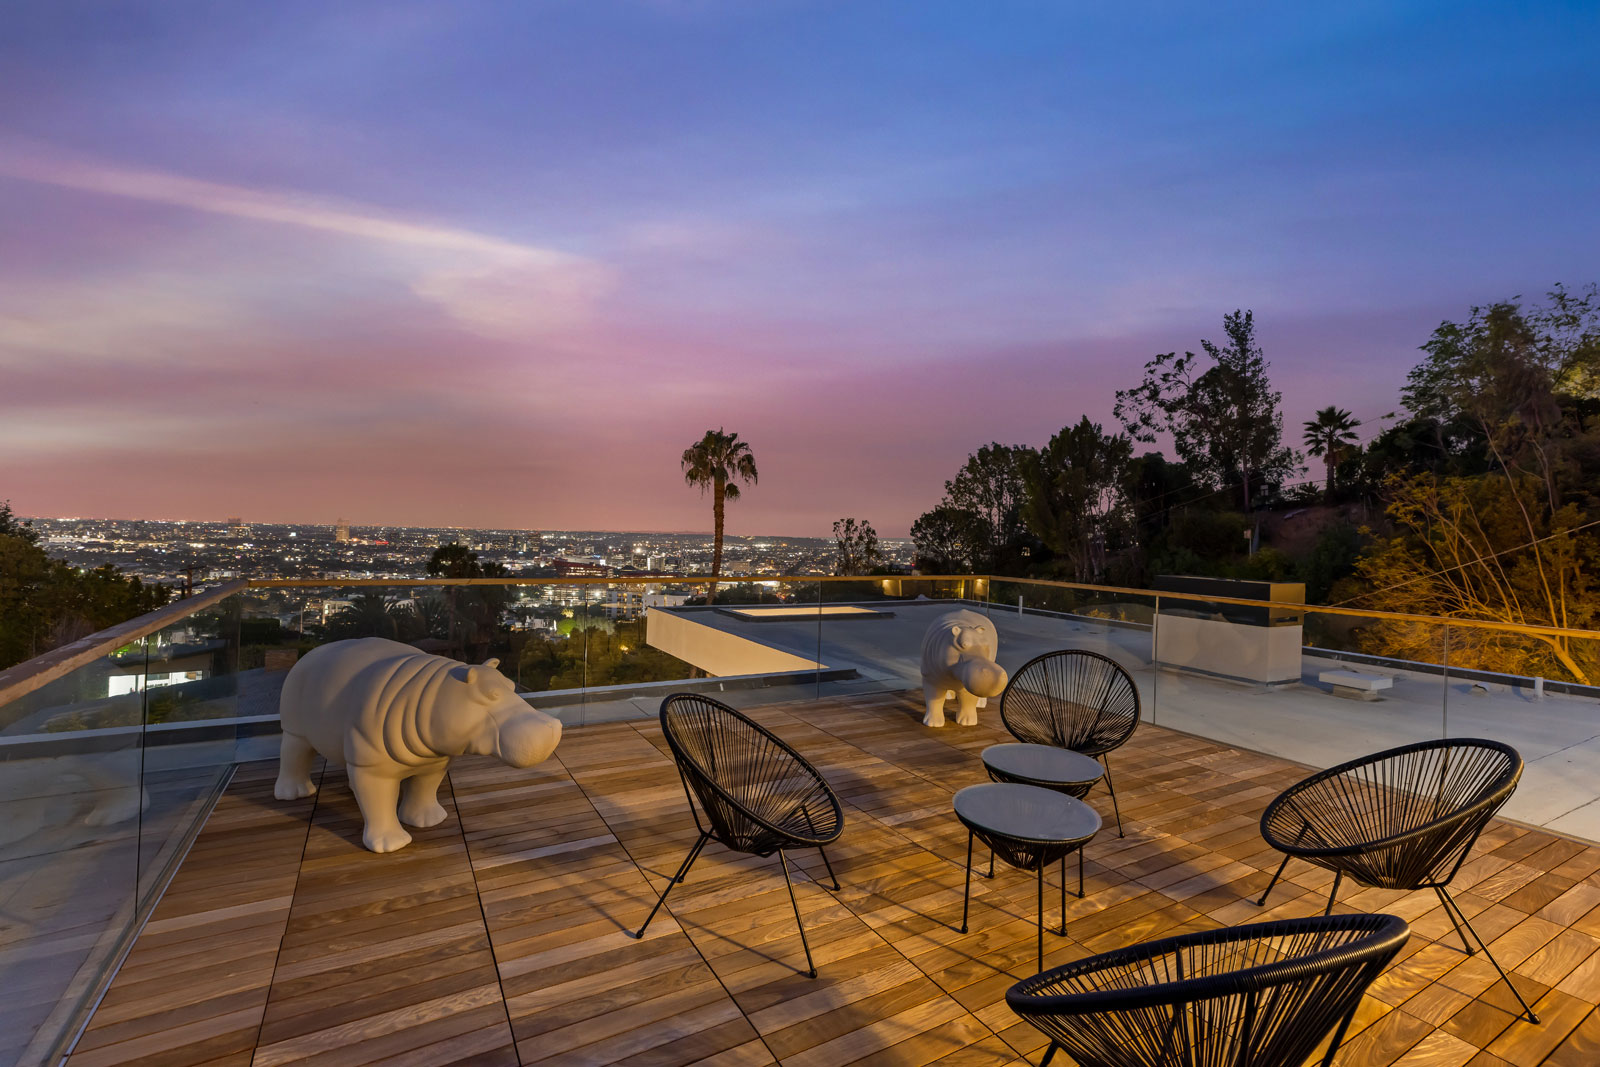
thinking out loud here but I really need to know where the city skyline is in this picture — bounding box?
[3,3,1598,537]
[23,514,913,586]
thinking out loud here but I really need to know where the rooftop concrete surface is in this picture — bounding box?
[652,600,1600,842]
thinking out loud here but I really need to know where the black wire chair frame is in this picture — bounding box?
[1007,913,1410,1067]
[1256,737,1536,1022]
[999,649,1141,836]
[631,693,844,977]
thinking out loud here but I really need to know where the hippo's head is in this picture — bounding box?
[940,615,1007,697]
[954,657,1008,699]
[949,618,994,655]
[450,659,563,768]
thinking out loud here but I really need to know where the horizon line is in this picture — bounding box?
[19,513,914,542]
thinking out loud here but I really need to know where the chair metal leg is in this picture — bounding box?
[1058,855,1067,934]
[1258,852,1292,907]
[633,830,710,939]
[960,831,973,934]
[1099,754,1124,837]
[1324,870,1342,916]
[1434,885,1473,955]
[1039,1039,1060,1067]
[1439,888,1540,1023]
[1318,998,1364,1067]
[817,846,841,891]
[1035,863,1044,972]
[800,807,840,892]
[779,850,818,979]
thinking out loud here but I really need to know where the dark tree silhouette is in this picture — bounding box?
[681,428,758,578]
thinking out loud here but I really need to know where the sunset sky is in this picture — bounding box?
[2,2,1596,536]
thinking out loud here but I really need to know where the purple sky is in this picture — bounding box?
[2,2,1596,536]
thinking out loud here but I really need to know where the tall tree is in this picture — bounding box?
[1303,406,1361,501]
[1403,287,1600,512]
[427,542,481,577]
[681,428,758,578]
[0,500,38,544]
[832,517,882,576]
[1020,417,1133,582]
[1115,310,1300,511]
[909,505,982,573]
[942,443,1033,570]
[0,528,169,669]
[327,592,400,640]
[423,542,509,659]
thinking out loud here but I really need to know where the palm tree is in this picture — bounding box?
[1303,406,1361,501]
[681,428,758,578]
[328,592,397,640]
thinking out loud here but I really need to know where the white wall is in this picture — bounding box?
[645,609,822,676]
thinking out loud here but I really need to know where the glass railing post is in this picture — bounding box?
[814,576,823,699]
[1150,594,1160,726]
[1442,625,1450,739]
[580,584,592,725]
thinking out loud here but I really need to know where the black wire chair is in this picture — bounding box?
[1007,913,1410,1067]
[1000,649,1141,835]
[1256,737,1536,1022]
[631,693,844,977]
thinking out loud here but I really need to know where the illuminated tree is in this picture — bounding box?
[681,428,758,578]
[1349,474,1598,684]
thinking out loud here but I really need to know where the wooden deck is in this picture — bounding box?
[65,690,1600,1067]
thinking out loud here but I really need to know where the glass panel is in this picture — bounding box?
[1439,624,1600,837]
[808,575,968,715]
[566,579,732,729]
[505,578,586,715]
[137,597,239,901]
[0,644,145,1067]
[987,580,1158,729]
[638,578,828,715]
[1150,596,1449,768]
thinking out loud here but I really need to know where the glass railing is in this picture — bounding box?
[0,584,241,1067]
[5,570,1600,1065]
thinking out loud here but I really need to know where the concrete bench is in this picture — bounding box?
[1319,669,1394,701]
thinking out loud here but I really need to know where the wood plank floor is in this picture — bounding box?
[67,690,1600,1067]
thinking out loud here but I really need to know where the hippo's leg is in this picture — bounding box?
[955,690,981,727]
[347,765,411,853]
[398,764,450,828]
[274,733,319,800]
[922,682,947,728]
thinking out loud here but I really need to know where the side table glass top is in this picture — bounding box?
[982,743,1104,788]
[953,782,1101,844]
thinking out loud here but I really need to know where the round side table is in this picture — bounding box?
[982,743,1105,798]
[953,782,1101,970]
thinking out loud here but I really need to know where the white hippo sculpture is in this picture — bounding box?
[274,637,562,853]
[919,609,1008,727]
